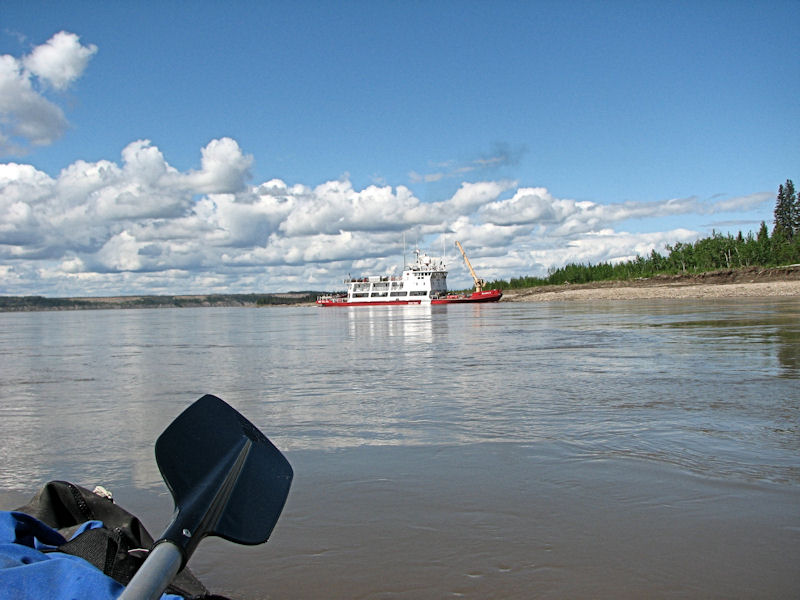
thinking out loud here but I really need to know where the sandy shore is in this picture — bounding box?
[502,265,800,302]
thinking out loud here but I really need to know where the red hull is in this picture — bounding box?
[316,298,423,307]
[431,289,503,304]
[316,289,502,307]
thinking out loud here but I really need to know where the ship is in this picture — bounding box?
[316,241,503,306]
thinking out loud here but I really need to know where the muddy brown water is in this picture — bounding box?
[1,299,798,598]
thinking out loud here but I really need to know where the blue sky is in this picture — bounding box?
[1,1,798,296]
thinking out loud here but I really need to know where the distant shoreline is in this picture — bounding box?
[2,266,798,312]
[0,292,318,312]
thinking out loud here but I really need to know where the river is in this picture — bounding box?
[0,299,798,598]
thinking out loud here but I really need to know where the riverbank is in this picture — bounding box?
[501,265,800,302]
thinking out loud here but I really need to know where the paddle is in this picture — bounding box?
[119,394,293,600]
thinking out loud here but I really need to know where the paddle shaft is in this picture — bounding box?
[119,440,250,600]
[118,542,183,600]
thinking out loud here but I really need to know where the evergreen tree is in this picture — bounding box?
[486,180,800,292]
[788,179,800,237]
[756,221,772,265]
[757,221,770,242]
[774,179,797,239]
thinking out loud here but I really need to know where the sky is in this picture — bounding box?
[1,1,798,296]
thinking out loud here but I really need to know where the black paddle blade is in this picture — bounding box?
[154,394,292,559]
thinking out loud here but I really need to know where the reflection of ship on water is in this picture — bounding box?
[317,241,502,307]
[345,305,437,344]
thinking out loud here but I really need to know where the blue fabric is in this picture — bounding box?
[0,511,182,599]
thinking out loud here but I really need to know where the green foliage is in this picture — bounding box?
[774,179,798,239]
[485,219,800,292]
[483,179,800,291]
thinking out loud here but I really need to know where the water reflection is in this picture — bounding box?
[651,298,800,378]
[343,305,435,343]
[0,298,798,491]
[776,322,800,376]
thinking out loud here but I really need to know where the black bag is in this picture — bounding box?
[15,480,229,599]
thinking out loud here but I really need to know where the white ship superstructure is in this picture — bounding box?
[316,243,502,306]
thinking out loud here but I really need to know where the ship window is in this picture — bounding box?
[370,292,388,297]
[390,291,407,297]
[353,292,369,298]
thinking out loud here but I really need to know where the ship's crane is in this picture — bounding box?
[455,241,486,293]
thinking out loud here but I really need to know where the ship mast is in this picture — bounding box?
[455,241,485,293]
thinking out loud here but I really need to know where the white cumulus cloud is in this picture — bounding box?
[22,31,98,91]
[0,31,97,155]
[180,137,253,194]
[0,136,774,296]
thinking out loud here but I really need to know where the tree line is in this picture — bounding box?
[0,293,317,312]
[487,179,800,290]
